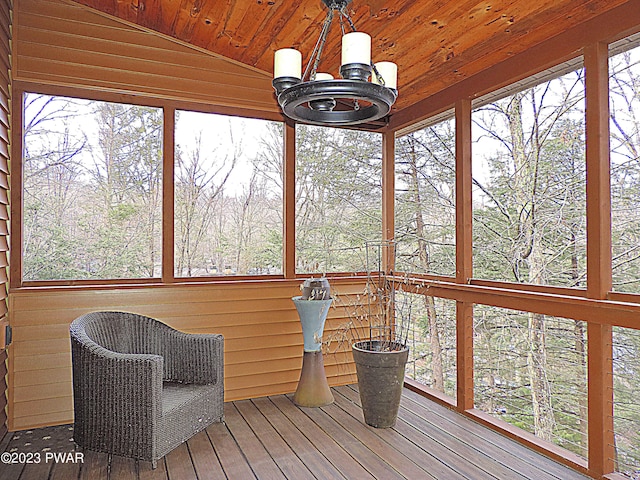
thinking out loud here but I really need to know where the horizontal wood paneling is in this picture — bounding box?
[12,367,71,388]
[7,278,366,430]
[14,0,278,114]
[11,411,72,431]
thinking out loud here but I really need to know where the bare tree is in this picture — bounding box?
[174,131,237,276]
[472,70,586,443]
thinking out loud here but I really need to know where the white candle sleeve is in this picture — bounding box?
[373,62,398,89]
[274,49,302,79]
[341,32,371,65]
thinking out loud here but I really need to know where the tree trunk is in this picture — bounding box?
[527,311,555,441]
[574,320,588,453]
[571,229,588,453]
[406,135,445,392]
[507,93,555,440]
[426,296,444,391]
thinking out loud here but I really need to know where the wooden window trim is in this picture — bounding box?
[394,39,633,478]
[10,81,287,289]
[585,41,615,477]
[283,120,296,279]
[162,106,176,283]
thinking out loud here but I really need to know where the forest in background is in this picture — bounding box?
[21,45,640,478]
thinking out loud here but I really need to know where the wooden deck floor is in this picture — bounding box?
[0,385,591,480]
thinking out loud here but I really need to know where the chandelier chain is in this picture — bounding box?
[338,4,357,32]
[371,63,386,87]
[304,9,334,81]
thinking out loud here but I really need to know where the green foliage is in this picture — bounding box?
[22,94,163,280]
[395,122,456,276]
[295,125,382,273]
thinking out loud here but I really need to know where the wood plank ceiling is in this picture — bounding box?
[71,0,630,119]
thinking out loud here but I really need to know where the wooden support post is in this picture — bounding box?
[382,131,395,274]
[283,120,296,279]
[455,98,473,285]
[455,98,474,411]
[584,42,615,478]
[162,106,175,283]
[9,88,24,289]
[587,322,614,477]
[585,42,612,300]
[456,300,474,411]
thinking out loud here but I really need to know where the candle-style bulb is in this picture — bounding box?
[373,62,398,89]
[274,48,302,79]
[341,32,371,66]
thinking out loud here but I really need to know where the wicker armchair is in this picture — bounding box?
[70,311,224,467]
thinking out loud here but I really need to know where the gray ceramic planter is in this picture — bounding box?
[352,340,409,428]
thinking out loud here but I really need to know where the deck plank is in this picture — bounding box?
[138,457,168,480]
[0,461,23,480]
[108,455,137,480]
[164,442,197,480]
[333,385,479,479]
[400,387,589,480]
[79,450,108,480]
[320,394,437,479]
[270,394,376,480]
[49,459,82,480]
[337,385,524,480]
[0,431,24,480]
[11,461,51,480]
[186,430,225,480]
[398,392,560,480]
[223,401,285,480]
[206,418,257,479]
[234,398,315,479]
[297,399,406,480]
[1,386,594,480]
[252,396,347,479]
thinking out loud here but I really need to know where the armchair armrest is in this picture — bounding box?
[161,331,224,385]
[71,338,164,459]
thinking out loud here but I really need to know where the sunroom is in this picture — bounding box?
[0,0,639,479]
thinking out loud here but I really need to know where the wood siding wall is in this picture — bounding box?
[8,280,363,431]
[0,0,10,439]
[13,0,278,114]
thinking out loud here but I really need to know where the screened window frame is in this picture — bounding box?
[10,85,292,288]
[392,36,640,479]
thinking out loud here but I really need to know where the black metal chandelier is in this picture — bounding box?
[272,0,398,127]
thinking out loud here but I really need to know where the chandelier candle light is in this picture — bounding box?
[272,0,398,126]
